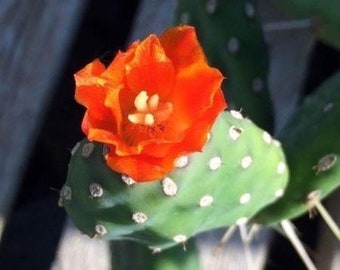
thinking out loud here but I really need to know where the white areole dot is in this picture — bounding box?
[174,155,189,168]
[71,142,81,156]
[199,195,214,207]
[180,12,190,24]
[262,131,272,144]
[121,175,136,185]
[161,177,178,196]
[277,162,286,174]
[272,140,281,147]
[132,212,148,224]
[81,142,95,158]
[275,188,284,198]
[206,132,212,142]
[89,183,104,198]
[230,110,243,120]
[241,156,253,169]
[228,37,240,53]
[239,193,251,204]
[61,185,72,201]
[150,247,162,254]
[245,2,256,18]
[209,156,223,170]
[236,217,248,225]
[313,154,337,174]
[173,234,187,243]
[95,224,107,236]
[206,0,217,14]
[229,126,242,141]
[323,102,333,112]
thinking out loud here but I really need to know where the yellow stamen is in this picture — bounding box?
[134,91,149,112]
[144,113,155,126]
[128,113,144,125]
[128,91,173,127]
[148,94,160,111]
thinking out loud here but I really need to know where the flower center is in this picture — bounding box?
[128,91,173,126]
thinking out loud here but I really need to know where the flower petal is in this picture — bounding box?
[164,63,225,139]
[106,151,175,182]
[76,58,106,78]
[88,128,142,156]
[75,60,115,134]
[102,39,142,81]
[173,92,227,153]
[129,35,170,67]
[75,59,107,107]
[104,84,124,133]
[74,26,227,182]
[160,25,206,70]
[126,61,175,100]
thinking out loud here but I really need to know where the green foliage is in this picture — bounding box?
[255,72,340,225]
[175,0,273,131]
[61,111,288,250]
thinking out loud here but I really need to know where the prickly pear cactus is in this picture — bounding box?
[176,0,273,131]
[60,110,288,250]
[274,0,340,51]
[255,72,340,225]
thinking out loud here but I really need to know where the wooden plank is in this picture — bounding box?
[0,0,88,236]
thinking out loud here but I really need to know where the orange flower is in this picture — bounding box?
[75,25,227,182]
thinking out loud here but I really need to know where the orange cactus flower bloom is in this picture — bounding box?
[75,25,227,182]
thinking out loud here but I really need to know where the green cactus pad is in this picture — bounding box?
[176,0,273,131]
[255,72,340,225]
[274,0,340,51]
[61,110,288,250]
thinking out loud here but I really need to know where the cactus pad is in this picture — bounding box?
[255,72,340,225]
[61,110,288,250]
